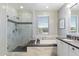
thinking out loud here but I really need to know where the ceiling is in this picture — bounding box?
[7,3,64,11]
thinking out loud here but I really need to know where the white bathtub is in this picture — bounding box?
[39,39,57,45]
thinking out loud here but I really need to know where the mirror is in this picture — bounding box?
[70,3,79,33]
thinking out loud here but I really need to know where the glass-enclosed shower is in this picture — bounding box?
[7,16,33,52]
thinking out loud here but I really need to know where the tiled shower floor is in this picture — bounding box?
[12,46,27,52]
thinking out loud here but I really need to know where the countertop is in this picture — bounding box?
[56,37,79,49]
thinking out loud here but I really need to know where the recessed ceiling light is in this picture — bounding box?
[46,6,48,8]
[20,6,23,9]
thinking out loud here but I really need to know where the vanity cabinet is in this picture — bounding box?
[57,39,79,56]
[57,40,69,56]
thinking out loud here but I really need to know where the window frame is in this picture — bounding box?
[36,15,49,35]
[70,15,79,33]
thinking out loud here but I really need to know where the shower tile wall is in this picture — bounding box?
[17,11,33,46]
[17,24,32,46]
[7,6,19,51]
[0,4,7,55]
[7,22,18,51]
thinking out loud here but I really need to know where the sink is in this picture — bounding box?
[63,39,74,41]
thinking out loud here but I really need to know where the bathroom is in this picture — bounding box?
[0,3,79,56]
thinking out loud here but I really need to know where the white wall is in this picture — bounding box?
[58,4,71,37]
[33,10,58,41]
[71,10,79,15]
[18,11,32,22]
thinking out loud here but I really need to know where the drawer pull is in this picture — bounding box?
[72,48,75,50]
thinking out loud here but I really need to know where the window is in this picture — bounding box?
[70,16,78,33]
[37,16,49,34]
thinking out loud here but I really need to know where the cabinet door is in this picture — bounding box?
[75,48,79,56]
[69,45,79,56]
[62,42,69,56]
[69,45,75,56]
[57,40,63,56]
